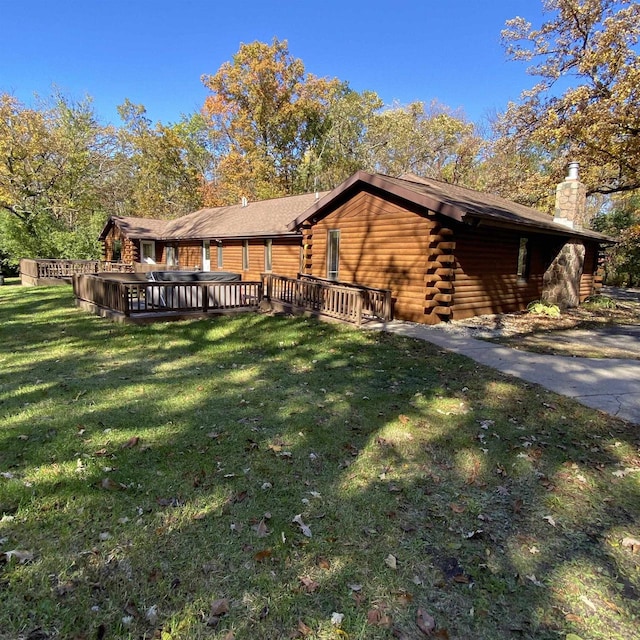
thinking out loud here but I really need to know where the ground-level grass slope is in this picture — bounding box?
[0,283,638,640]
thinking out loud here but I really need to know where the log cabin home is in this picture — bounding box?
[99,165,611,324]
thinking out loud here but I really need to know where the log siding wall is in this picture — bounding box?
[305,190,438,323]
[158,238,301,281]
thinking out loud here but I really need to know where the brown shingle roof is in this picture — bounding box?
[98,216,170,241]
[289,171,611,242]
[163,192,328,240]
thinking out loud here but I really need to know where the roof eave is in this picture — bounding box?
[288,171,468,230]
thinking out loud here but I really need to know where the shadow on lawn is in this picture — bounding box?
[0,287,639,640]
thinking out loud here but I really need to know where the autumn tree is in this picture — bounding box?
[363,100,482,184]
[0,93,112,264]
[499,0,640,197]
[115,100,205,219]
[201,39,341,204]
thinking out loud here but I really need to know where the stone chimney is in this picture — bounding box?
[553,161,587,229]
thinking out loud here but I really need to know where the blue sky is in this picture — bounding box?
[1,0,546,126]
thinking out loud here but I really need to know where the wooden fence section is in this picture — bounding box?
[74,274,262,321]
[263,273,392,325]
[21,259,132,286]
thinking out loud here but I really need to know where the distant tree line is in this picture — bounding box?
[1,0,638,283]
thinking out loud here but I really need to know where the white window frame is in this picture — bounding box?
[202,240,211,271]
[264,239,272,272]
[140,240,156,264]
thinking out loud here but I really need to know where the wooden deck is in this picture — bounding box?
[74,274,262,323]
[20,259,133,286]
[262,274,392,325]
[73,272,393,326]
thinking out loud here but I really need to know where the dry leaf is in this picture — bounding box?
[254,549,272,562]
[384,554,398,569]
[543,515,556,527]
[396,590,413,606]
[622,536,640,552]
[210,598,229,617]
[449,503,465,514]
[296,620,313,637]
[330,612,344,626]
[4,549,34,563]
[292,514,312,537]
[122,436,140,449]
[299,576,319,593]
[316,556,331,570]
[100,477,125,491]
[416,608,436,635]
[252,519,269,538]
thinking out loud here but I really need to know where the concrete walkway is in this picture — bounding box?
[365,320,640,425]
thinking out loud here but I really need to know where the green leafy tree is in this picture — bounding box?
[499,0,640,197]
[592,195,640,284]
[0,93,111,264]
[115,100,205,219]
[364,100,482,183]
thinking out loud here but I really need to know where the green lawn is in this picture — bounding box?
[1,284,638,640]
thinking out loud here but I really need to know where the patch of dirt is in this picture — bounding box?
[450,289,640,359]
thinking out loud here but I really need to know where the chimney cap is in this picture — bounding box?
[567,161,580,180]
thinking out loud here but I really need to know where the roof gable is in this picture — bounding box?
[289,171,611,242]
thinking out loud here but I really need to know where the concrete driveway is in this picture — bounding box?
[364,321,640,426]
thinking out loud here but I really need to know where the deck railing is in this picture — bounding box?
[263,273,392,325]
[20,258,133,281]
[74,274,262,318]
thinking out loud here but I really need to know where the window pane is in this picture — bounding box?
[243,240,249,270]
[217,244,223,269]
[264,240,272,272]
[327,230,340,280]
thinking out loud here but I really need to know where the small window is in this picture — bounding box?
[217,242,223,269]
[140,240,156,263]
[264,239,272,272]
[242,240,249,271]
[517,237,529,283]
[112,239,122,262]
[327,230,340,281]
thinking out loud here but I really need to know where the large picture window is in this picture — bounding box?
[327,230,340,281]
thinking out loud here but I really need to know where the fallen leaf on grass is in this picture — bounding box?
[121,436,140,449]
[330,612,344,626]
[296,620,313,637]
[449,503,465,514]
[4,549,34,563]
[367,609,393,627]
[206,598,229,627]
[254,549,272,562]
[416,608,435,635]
[543,515,556,527]
[622,536,640,552]
[384,554,398,569]
[100,478,126,491]
[292,514,312,537]
[299,576,319,593]
[316,556,331,570]
[252,519,269,538]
